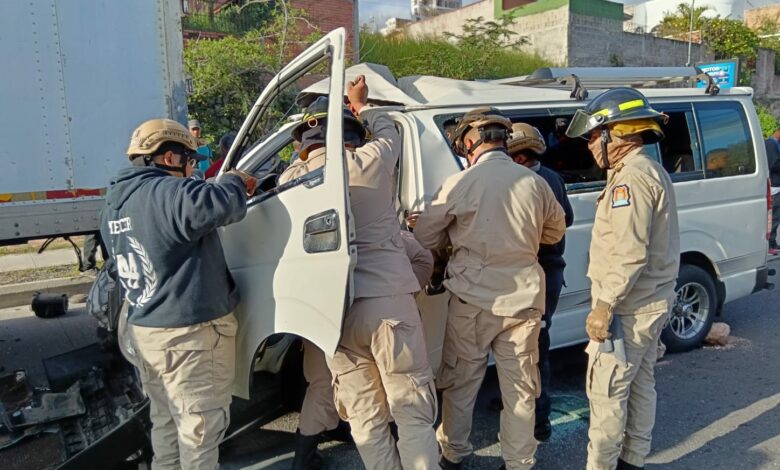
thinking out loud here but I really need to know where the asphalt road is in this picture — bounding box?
[2,262,779,469]
[222,260,780,470]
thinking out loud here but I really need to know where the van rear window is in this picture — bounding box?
[694,102,756,178]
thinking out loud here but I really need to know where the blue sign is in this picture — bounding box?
[696,60,739,89]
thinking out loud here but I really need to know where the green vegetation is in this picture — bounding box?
[360,33,550,81]
[184,6,320,145]
[756,103,779,138]
[656,5,780,85]
[182,2,273,35]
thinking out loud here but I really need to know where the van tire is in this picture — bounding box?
[661,264,717,353]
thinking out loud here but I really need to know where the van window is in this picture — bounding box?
[694,102,756,178]
[653,104,704,182]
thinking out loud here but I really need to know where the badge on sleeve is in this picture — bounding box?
[611,184,631,208]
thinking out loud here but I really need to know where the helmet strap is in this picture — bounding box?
[599,128,611,169]
[465,127,509,167]
[150,152,188,175]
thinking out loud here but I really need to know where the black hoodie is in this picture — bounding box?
[100,166,247,328]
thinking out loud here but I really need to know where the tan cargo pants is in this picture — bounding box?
[299,339,339,436]
[121,313,237,470]
[586,309,668,470]
[436,298,542,470]
[326,294,439,470]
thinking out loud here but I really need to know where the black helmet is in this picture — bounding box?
[291,96,366,143]
[565,88,667,142]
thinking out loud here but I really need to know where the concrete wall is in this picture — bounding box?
[745,5,780,29]
[404,0,569,65]
[567,13,710,67]
[754,48,780,116]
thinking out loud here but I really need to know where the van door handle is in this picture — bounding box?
[303,209,340,253]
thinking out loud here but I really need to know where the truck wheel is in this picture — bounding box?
[661,264,717,353]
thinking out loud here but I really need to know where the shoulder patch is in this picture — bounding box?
[611,184,631,208]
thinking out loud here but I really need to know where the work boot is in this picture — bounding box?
[535,419,552,442]
[322,419,353,443]
[616,458,644,470]
[439,455,463,469]
[292,431,322,470]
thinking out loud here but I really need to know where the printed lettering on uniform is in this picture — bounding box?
[108,217,133,234]
[611,184,631,208]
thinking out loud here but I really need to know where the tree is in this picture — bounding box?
[702,18,760,85]
[654,3,713,38]
[443,16,529,50]
[184,4,320,144]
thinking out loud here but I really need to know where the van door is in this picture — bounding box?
[218,28,355,398]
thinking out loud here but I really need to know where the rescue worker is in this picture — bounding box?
[565,88,680,470]
[102,118,256,470]
[507,123,574,442]
[291,231,435,469]
[281,76,439,469]
[413,108,566,470]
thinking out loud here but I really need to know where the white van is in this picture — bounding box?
[218,29,773,404]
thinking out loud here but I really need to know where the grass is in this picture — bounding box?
[0,265,84,286]
[359,32,551,81]
[0,237,87,256]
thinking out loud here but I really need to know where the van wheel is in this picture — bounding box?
[661,264,717,353]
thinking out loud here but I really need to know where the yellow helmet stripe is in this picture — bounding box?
[618,99,645,111]
[592,99,646,117]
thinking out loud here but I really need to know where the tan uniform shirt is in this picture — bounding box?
[400,230,434,290]
[414,150,566,316]
[279,107,419,299]
[588,148,680,314]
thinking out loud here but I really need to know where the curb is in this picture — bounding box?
[0,276,95,309]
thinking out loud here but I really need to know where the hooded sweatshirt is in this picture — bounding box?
[100,166,247,328]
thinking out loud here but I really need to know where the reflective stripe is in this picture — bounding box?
[593,99,646,118]
[618,99,645,111]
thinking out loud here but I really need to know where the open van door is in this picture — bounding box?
[218,28,355,398]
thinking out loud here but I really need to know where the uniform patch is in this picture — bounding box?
[611,184,631,208]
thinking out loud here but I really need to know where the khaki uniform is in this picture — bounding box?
[280,107,438,469]
[415,150,566,469]
[586,149,680,470]
[122,312,237,470]
[297,234,432,438]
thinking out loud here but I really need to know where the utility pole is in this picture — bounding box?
[686,0,694,67]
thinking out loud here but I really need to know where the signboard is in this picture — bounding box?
[696,59,739,89]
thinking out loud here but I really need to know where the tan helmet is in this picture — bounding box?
[450,107,513,155]
[126,119,198,159]
[508,123,546,156]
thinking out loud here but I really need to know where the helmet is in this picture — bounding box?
[565,88,667,143]
[291,96,365,143]
[126,119,198,159]
[219,131,237,152]
[450,107,513,155]
[508,122,546,156]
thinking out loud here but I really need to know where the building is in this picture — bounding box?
[412,0,463,20]
[404,0,712,67]
[745,5,780,30]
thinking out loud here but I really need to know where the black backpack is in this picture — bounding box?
[86,257,125,331]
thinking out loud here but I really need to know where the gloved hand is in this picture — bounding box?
[227,169,257,197]
[586,300,612,342]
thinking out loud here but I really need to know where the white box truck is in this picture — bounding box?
[0,0,188,244]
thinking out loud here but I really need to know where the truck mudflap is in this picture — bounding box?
[752,266,776,294]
